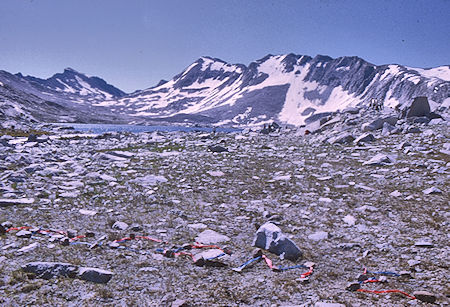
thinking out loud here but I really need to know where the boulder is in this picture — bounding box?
[208,145,228,153]
[193,249,228,267]
[403,97,430,118]
[361,116,397,132]
[328,132,354,144]
[253,222,302,261]
[0,198,35,207]
[381,122,397,136]
[112,221,129,231]
[16,230,32,238]
[22,262,77,279]
[27,134,38,142]
[422,187,442,195]
[343,107,360,114]
[413,291,436,303]
[77,267,114,284]
[354,133,375,145]
[363,154,396,166]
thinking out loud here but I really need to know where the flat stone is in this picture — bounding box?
[195,229,230,244]
[414,240,434,248]
[308,231,329,241]
[208,145,228,153]
[172,299,188,307]
[17,242,39,253]
[78,267,114,284]
[16,230,32,238]
[0,198,35,207]
[79,209,97,216]
[207,171,225,177]
[413,291,436,303]
[422,187,442,195]
[193,249,228,267]
[253,222,302,261]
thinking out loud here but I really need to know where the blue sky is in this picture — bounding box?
[1,0,449,92]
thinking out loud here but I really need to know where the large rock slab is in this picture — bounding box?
[403,96,431,118]
[22,262,78,279]
[253,222,302,261]
[22,262,114,283]
[0,198,35,207]
[353,133,375,145]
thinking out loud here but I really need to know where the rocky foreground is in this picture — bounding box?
[0,107,449,306]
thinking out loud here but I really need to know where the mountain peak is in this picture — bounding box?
[63,67,81,74]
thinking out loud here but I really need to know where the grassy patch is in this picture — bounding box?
[0,128,51,137]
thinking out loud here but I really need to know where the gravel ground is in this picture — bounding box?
[0,115,449,306]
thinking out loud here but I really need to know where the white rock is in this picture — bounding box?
[343,215,356,226]
[100,174,117,181]
[207,171,225,177]
[112,221,128,231]
[273,175,291,181]
[187,223,208,230]
[308,231,329,241]
[79,209,97,216]
[363,153,396,166]
[17,242,39,253]
[195,229,230,244]
[390,190,402,197]
[422,187,442,194]
[0,198,35,206]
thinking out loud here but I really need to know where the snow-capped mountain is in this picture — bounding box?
[16,68,125,104]
[97,54,450,126]
[0,68,128,123]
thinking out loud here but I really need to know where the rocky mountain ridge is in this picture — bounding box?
[1,54,449,126]
[97,54,450,126]
[0,69,129,124]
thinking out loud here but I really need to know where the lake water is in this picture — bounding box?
[54,123,242,134]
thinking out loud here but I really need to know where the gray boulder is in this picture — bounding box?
[78,267,114,284]
[343,107,360,114]
[22,262,77,279]
[381,122,397,136]
[413,291,436,303]
[253,222,302,261]
[208,145,228,153]
[403,97,430,118]
[361,116,397,132]
[328,132,354,144]
[354,133,375,145]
